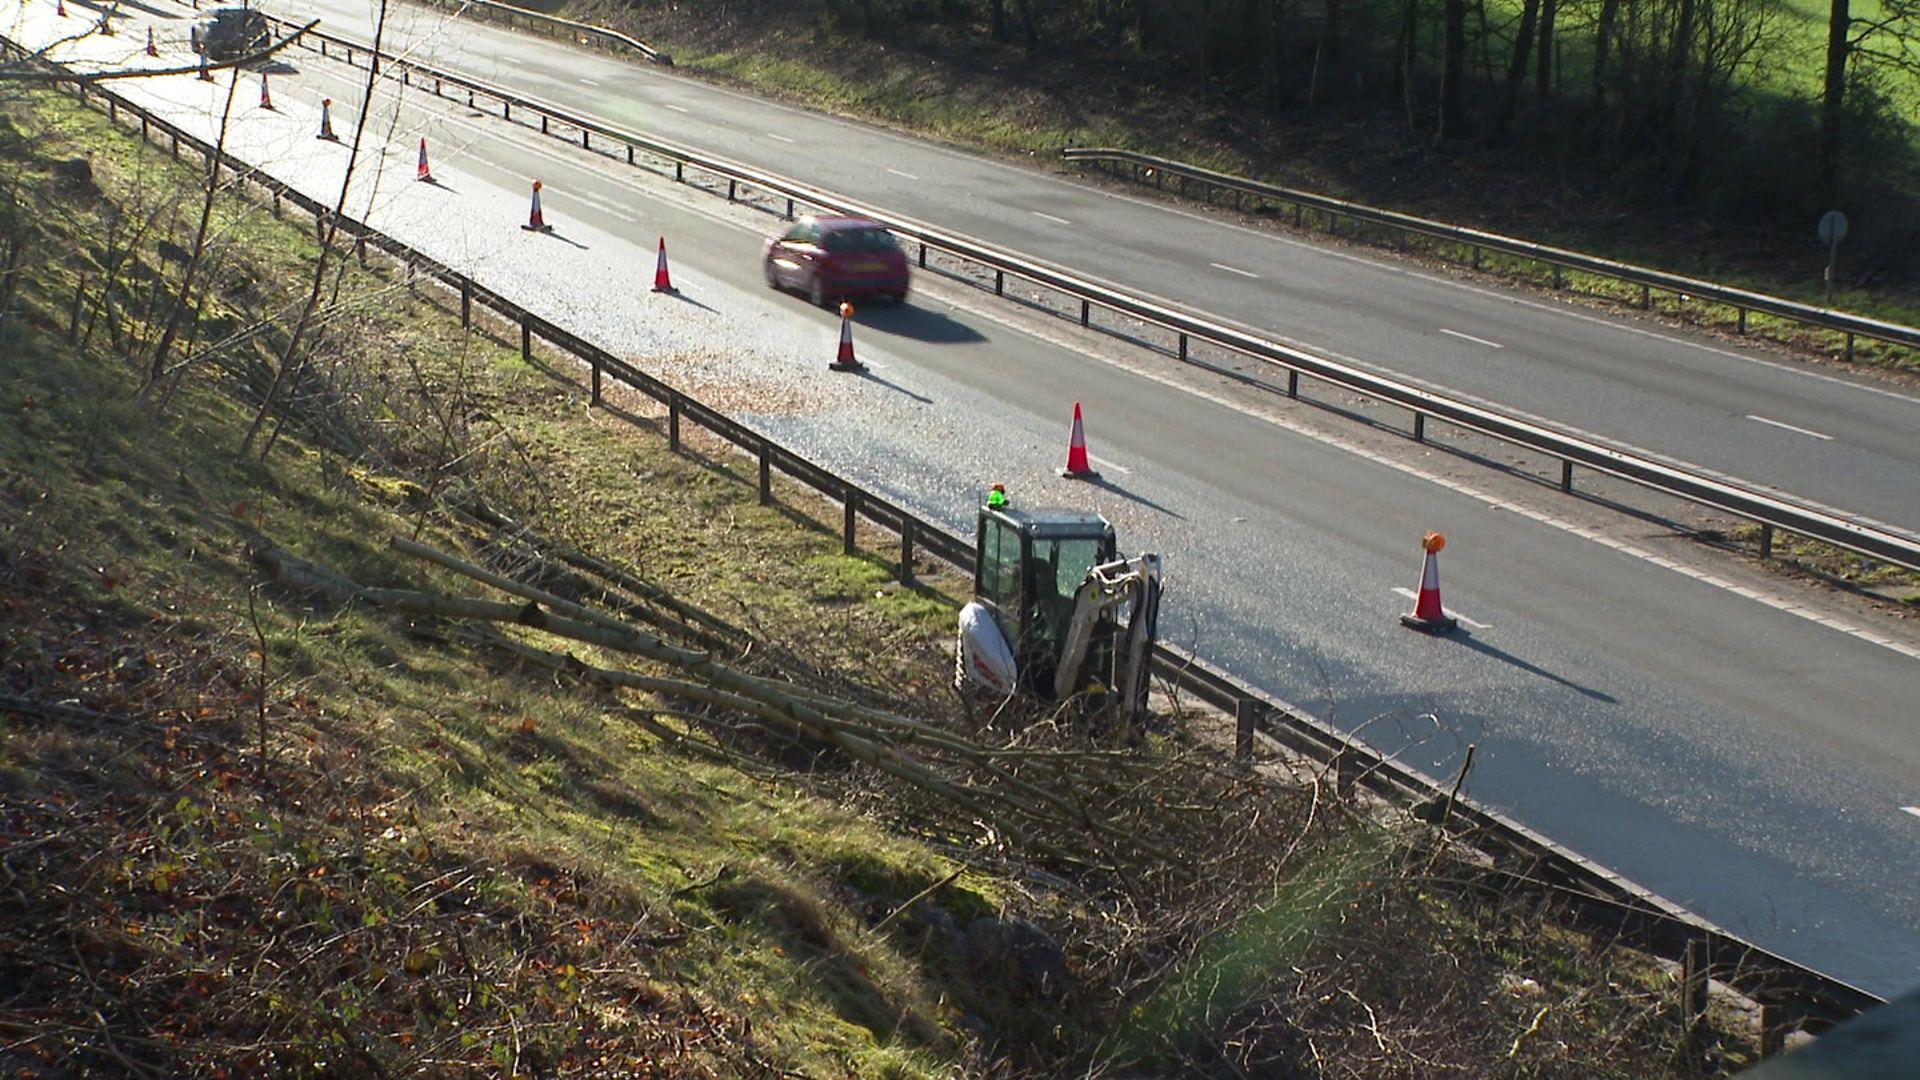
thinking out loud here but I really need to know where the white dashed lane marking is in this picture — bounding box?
[1031,210,1071,226]
[1745,414,1835,441]
[1210,262,1259,279]
[764,132,794,143]
[1392,587,1492,630]
[662,103,690,113]
[1902,806,1920,821]
[886,168,919,180]
[1088,455,1131,475]
[1440,328,1504,349]
[577,77,599,86]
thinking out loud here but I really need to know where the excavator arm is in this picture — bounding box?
[1051,554,1164,723]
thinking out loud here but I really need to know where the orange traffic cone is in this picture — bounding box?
[651,237,676,293]
[416,138,433,182]
[829,301,863,372]
[316,98,337,140]
[259,72,274,110]
[1059,402,1100,480]
[521,180,552,232]
[1399,531,1458,633]
[145,26,157,56]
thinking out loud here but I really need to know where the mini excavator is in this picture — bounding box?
[956,485,1163,725]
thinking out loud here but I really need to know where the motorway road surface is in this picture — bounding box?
[14,1,1920,997]
[253,0,1920,538]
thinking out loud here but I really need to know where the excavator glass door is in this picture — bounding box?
[973,506,1116,698]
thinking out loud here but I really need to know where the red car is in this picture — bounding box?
[763,216,910,307]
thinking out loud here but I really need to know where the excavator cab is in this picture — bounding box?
[973,505,1118,697]
[958,491,1162,724]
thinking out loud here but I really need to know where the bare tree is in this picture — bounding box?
[240,1,393,458]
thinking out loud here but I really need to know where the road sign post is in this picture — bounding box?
[1818,210,1848,304]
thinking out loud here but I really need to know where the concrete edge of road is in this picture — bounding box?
[9,27,1886,1041]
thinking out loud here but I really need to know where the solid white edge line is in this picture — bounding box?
[1209,262,1259,279]
[1439,328,1505,349]
[1745,414,1836,441]
[1031,210,1071,225]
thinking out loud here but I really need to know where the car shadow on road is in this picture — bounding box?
[1450,629,1617,703]
[855,304,987,345]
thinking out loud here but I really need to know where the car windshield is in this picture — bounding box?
[822,227,897,253]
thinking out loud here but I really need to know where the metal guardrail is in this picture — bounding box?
[6,30,1885,1043]
[409,0,671,65]
[261,17,1920,578]
[1063,148,1920,363]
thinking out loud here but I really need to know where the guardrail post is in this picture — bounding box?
[1736,308,1747,334]
[1293,203,1303,228]
[1759,524,1774,560]
[1640,283,1651,309]
[918,243,927,269]
[1552,265,1563,290]
[1080,299,1090,327]
[727,179,737,201]
[504,101,511,120]
[843,490,858,555]
[590,359,601,405]
[402,69,410,86]
[758,443,772,505]
[460,280,472,328]
[467,88,474,107]
[785,197,794,220]
[1178,333,1188,361]
[520,316,530,361]
[582,130,590,149]
[107,98,116,122]
[272,190,281,218]
[675,162,684,182]
[140,114,148,139]
[1560,461,1574,493]
[1758,1005,1786,1058]
[994,270,1004,296]
[540,115,548,134]
[1234,700,1256,761]
[668,396,681,451]
[1412,412,1426,443]
[1844,332,1855,362]
[1287,370,1299,399]
[1471,245,1481,270]
[320,39,327,58]
[435,77,442,95]
[900,520,916,585]
[1681,939,1709,1037]
[170,131,179,158]
[626,145,634,165]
